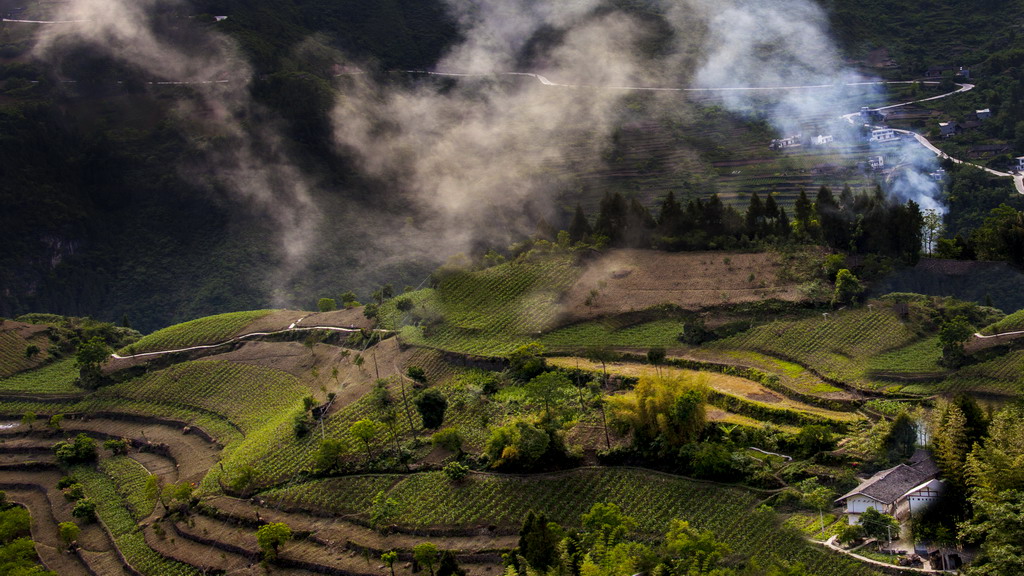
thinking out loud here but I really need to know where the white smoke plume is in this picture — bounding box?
[886,142,944,213]
[32,0,319,300]
[331,6,653,258]
[29,0,940,298]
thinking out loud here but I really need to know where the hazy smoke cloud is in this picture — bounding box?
[331,7,654,257]
[30,0,946,304]
[887,142,944,213]
[33,0,319,300]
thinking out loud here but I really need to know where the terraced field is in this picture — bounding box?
[0,357,80,395]
[259,468,878,576]
[0,328,48,378]
[865,336,947,380]
[548,357,863,426]
[119,310,277,355]
[386,252,582,356]
[913,349,1024,396]
[709,307,921,390]
[980,308,1024,335]
[96,360,307,436]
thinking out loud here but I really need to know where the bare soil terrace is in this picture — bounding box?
[562,250,807,321]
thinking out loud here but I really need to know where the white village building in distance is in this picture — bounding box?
[835,450,942,525]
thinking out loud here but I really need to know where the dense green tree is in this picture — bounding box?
[414,389,447,429]
[581,502,636,548]
[406,365,427,384]
[382,551,398,576]
[831,269,863,306]
[75,337,110,389]
[523,372,572,424]
[437,550,467,576]
[662,519,731,574]
[882,412,918,463]
[745,192,766,237]
[317,297,336,312]
[932,401,971,490]
[858,507,899,542]
[793,188,814,238]
[568,204,593,243]
[962,490,1024,575]
[796,425,835,457]
[58,521,79,550]
[484,420,550,469]
[71,498,96,522]
[53,434,97,466]
[350,419,382,461]
[594,192,628,245]
[518,511,561,572]
[315,438,345,473]
[608,375,706,454]
[509,342,547,381]
[256,522,292,560]
[413,542,440,576]
[938,315,974,367]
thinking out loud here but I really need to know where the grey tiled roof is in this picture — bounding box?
[837,453,940,505]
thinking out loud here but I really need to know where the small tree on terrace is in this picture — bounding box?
[859,506,899,543]
[257,522,292,560]
[58,521,80,550]
[523,371,572,424]
[938,315,973,368]
[317,298,337,312]
[799,477,836,535]
[382,551,398,576]
[414,389,448,429]
[76,336,110,389]
[350,419,382,461]
[831,269,863,306]
[413,542,440,576]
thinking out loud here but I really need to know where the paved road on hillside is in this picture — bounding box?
[109,318,393,360]
[839,82,1024,195]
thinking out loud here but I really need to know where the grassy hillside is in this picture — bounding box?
[980,308,1024,335]
[120,309,276,355]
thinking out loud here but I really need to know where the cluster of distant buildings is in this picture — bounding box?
[769,133,837,150]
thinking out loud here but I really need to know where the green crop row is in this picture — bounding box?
[0,330,41,379]
[0,357,80,394]
[119,310,276,355]
[259,467,878,575]
[980,307,1024,335]
[100,456,157,521]
[96,360,307,435]
[712,308,920,389]
[866,336,946,376]
[76,466,200,576]
[540,319,682,351]
[932,349,1024,395]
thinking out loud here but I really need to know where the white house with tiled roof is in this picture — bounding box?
[835,450,942,524]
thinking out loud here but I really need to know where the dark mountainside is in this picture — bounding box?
[2,0,1024,331]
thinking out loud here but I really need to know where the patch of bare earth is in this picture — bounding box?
[563,249,806,321]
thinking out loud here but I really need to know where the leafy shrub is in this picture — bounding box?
[432,428,463,453]
[53,434,97,466]
[71,498,97,522]
[443,461,470,482]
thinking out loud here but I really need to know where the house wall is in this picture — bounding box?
[845,496,888,524]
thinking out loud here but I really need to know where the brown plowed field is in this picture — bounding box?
[563,250,806,321]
